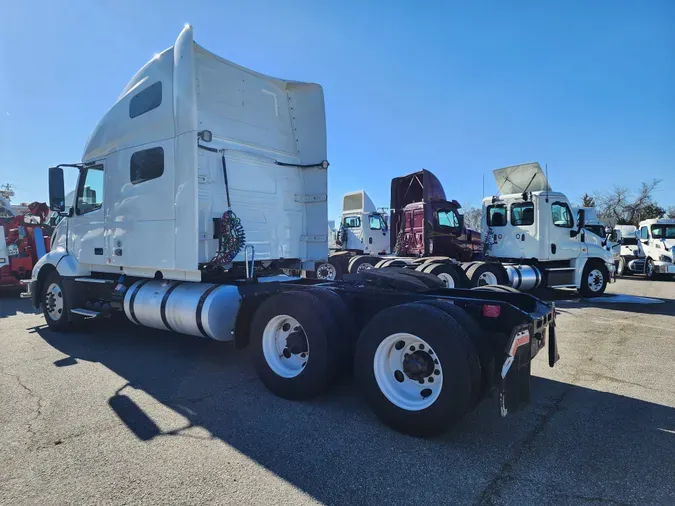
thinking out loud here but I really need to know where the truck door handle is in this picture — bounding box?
[369,237,373,244]
[521,234,525,242]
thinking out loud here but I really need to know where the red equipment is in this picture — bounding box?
[0,202,52,289]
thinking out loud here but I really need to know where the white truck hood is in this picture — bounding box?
[493,162,552,195]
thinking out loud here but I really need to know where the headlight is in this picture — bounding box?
[659,255,672,263]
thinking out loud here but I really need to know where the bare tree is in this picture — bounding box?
[667,206,675,220]
[595,179,664,226]
[462,206,482,232]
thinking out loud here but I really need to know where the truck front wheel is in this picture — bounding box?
[579,261,608,297]
[41,271,75,332]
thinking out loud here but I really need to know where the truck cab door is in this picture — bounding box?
[638,225,650,258]
[366,213,389,254]
[549,201,581,260]
[508,201,536,258]
[69,163,106,266]
[342,215,363,250]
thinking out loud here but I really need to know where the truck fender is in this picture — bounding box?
[31,252,91,305]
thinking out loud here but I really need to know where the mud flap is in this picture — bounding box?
[548,323,560,367]
[499,327,532,417]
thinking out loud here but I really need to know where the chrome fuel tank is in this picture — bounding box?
[123,280,241,341]
[504,264,542,291]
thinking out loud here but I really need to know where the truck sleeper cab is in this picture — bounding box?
[26,26,559,437]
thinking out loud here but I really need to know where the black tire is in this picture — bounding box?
[348,255,379,274]
[645,258,658,280]
[579,261,608,297]
[389,267,445,289]
[305,287,357,368]
[466,262,508,287]
[421,262,468,288]
[616,257,626,276]
[415,300,489,408]
[359,269,430,292]
[355,303,472,437]
[41,271,74,332]
[459,261,479,272]
[250,291,344,399]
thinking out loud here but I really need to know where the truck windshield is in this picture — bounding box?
[437,210,459,228]
[585,225,605,237]
[651,225,675,239]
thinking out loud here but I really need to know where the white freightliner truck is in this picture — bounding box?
[315,190,390,279]
[636,218,675,280]
[482,163,616,297]
[24,26,559,437]
[613,225,643,276]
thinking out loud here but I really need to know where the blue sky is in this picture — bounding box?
[1,0,673,219]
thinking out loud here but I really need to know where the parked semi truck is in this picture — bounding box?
[315,190,390,279]
[482,163,616,297]
[636,218,675,280]
[613,225,643,276]
[23,26,559,437]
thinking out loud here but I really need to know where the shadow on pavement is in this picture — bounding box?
[30,318,675,505]
[0,290,39,318]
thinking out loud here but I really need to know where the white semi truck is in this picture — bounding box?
[23,26,559,437]
[315,190,390,279]
[636,218,675,280]
[613,225,642,276]
[482,163,616,297]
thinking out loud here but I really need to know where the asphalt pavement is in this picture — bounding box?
[1,278,674,505]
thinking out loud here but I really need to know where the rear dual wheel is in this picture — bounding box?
[251,289,354,400]
[355,303,478,437]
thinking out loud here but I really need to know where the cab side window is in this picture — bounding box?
[76,167,104,215]
[487,205,507,227]
[344,216,361,228]
[640,226,649,240]
[551,202,574,228]
[369,215,383,230]
[511,202,534,226]
[129,81,162,119]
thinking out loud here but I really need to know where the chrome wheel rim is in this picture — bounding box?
[646,261,653,277]
[44,282,64,321]
[316,262,336,280]
[373,332,443,411]
[356,262,374,273]
[436,272,455,288]
[477,271,498,286]
[261,315,308,378]
[588,269,604,292]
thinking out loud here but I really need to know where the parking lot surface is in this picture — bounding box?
[1,278,674,505]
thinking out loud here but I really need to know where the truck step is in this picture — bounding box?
[70,308,101,318]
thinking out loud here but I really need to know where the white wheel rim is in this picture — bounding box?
[618,258,625,275]
[477,271,498,286]
[261,315,308,378]
[316,262,336,280]
[646,261,653,276]
[588,269,604,292]
[436,272,455,288]
[373,332,443,411]
[357,262,374,273]
[44,282,64,321]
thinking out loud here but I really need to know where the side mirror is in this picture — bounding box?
[457,214,465,230]
[48,167,66,213]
